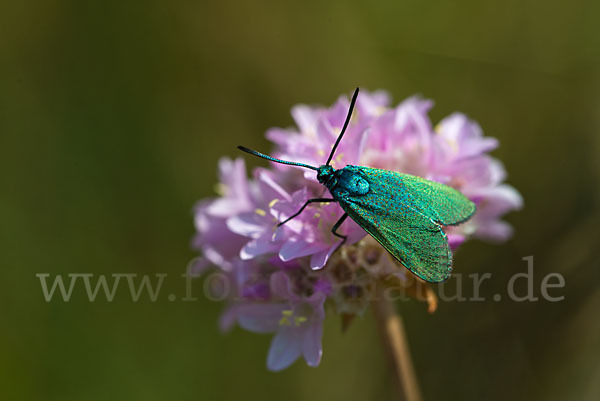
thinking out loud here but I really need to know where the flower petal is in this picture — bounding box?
[310,243,340,270]
[226,212,268,238]
[279,238,323,261]
[291,105,319,134]
[474,220,514,242]
[302,318,323,367]
[236,303,286,333]
[240,236,279,260]
[219,304,239,332]
[447,233,466,250]
[267,327,303,371]
[474,184,524,216]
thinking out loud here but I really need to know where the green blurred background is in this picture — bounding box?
[2,1,599,400]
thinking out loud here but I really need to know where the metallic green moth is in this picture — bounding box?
[238,88,476,283]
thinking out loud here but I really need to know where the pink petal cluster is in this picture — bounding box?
[192,90,522,371]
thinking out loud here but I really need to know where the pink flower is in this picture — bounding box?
[193,89,522,370]
[224,271,329,371]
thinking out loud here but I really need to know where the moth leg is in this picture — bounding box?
[331,213,349,244]
[277,198,335,227]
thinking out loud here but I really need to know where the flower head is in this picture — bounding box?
[193,90,522,370]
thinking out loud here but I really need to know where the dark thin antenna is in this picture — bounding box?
[325,87,359,166]
[237,146,319,171]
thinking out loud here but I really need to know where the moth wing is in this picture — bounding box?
[399,174,476,226]
[334,166,476,282]
[339,196,452,283]
[359,167,476,226]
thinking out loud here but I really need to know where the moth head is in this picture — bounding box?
[317,165,335,184]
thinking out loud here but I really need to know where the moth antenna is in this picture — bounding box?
[237,146,319,171]
[325,87,359,166]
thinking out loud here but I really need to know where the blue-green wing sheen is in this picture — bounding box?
[396,173,476,226]
[334,166,476,282]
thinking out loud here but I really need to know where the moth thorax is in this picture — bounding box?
[339,170,370,195]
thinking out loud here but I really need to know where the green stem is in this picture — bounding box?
[373,287,424,401]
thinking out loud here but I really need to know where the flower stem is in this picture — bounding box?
[373,287,423,401]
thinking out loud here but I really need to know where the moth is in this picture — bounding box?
[238,88,475,283]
